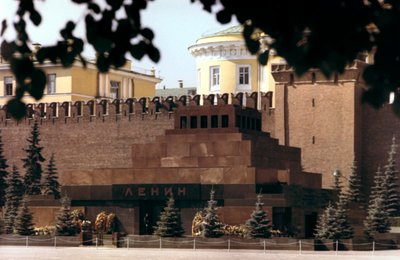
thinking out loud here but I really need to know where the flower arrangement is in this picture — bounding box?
[34,226,56,236]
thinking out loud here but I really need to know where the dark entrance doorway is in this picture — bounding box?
[304,212,318,238]
[139,201,163,235]
[272,207,295,236]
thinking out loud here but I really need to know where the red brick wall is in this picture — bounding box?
[271,82,359,188]
[361,104,400,195]
[0,112,174,185]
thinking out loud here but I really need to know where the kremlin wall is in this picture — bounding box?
[0,60,399,238]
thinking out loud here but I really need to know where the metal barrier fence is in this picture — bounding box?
[0,235,399,255]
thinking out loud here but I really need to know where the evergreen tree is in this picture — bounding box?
[382,136,400,216]
[364,166,391,239]
[55,195,77,236]
[0,130,9,206]
[22,120,45,195]
[153,196,184,237]
[334,193,354,239]
[368,166,385,203]
[3,165,24,234]
[245,193,272,238]
[15,197,35,236]
[42,153,61,199]
[314,202,338,239]
[201,189,224,238]
[364,196,390,239]
[346,160,363,203]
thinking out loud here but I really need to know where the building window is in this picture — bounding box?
[236,115,241,128]
[110,80,120,99]
[221,115,229,128]
[190,116,197,129]
[200,115,208,128]
[211,115,218,128]
[210,66,220,91]
[4,76,13,96]
[47,74,56,94]
[237,65,251,91]
[180,116,187,129]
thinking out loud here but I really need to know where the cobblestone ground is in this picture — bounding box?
[0,246,399,260]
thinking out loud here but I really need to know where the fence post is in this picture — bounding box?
[372,241,375,255]
[95,237,98,249]
[228,239,231,252]
[263,240,266,254]
[299,240,302,255]
[335,240,338,255]
[26,236,28,248]
[54,236,57,248]
[159,237,162,249]
[127,237,129,249]
[193,239,196,250]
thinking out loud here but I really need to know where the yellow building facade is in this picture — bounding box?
[188,25,283,104]
[0,59,161,105]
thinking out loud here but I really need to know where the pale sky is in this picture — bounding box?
[0,0,239,89]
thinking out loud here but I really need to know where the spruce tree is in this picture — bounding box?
[42,153,61,199]
[15,197,35,236]
[201,189,224,238]
[314,202,338,239]
[3,165,24,234]
[368,166,385,203]
[0,130,9,206]
[55,195,77,236]
[382,136,400,216]
[245,193,272,238]
[364,166,391,239]
[346,160,363,203]
[364,196,390,239]
[22,120,45,195]
[334,193,353,239]
[153,196,184,237]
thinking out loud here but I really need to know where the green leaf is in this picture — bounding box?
[72,0,91,3]
[88,3,101,14]
[1,19,7,36]
[130,41,146,60]
[11,58,34,84]
[28,69,46,100]
[96,53,111,72]
[6,98,26,121]
[258,50,269,65]
[106,0,123,10]
[392,94,400,117]
[147,44,160,63]
[245,38,259,55]
[29,10,42,26]
[141,28,154,41]
[0,41,16,60]
[216,10,231,24]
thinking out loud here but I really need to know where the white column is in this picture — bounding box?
[105,74,109,97]
[122,77,127,99]
[128,78,133,98]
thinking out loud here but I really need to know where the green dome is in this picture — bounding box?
[201,25,243,38]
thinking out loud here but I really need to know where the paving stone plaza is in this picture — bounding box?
[0,246,400,260]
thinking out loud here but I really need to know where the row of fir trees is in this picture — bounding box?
[0,121,61,235]
[153,189,272,238]
[315,137,400,240]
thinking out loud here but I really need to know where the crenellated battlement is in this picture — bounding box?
[0,91,273,126]
[271,60,367,85]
